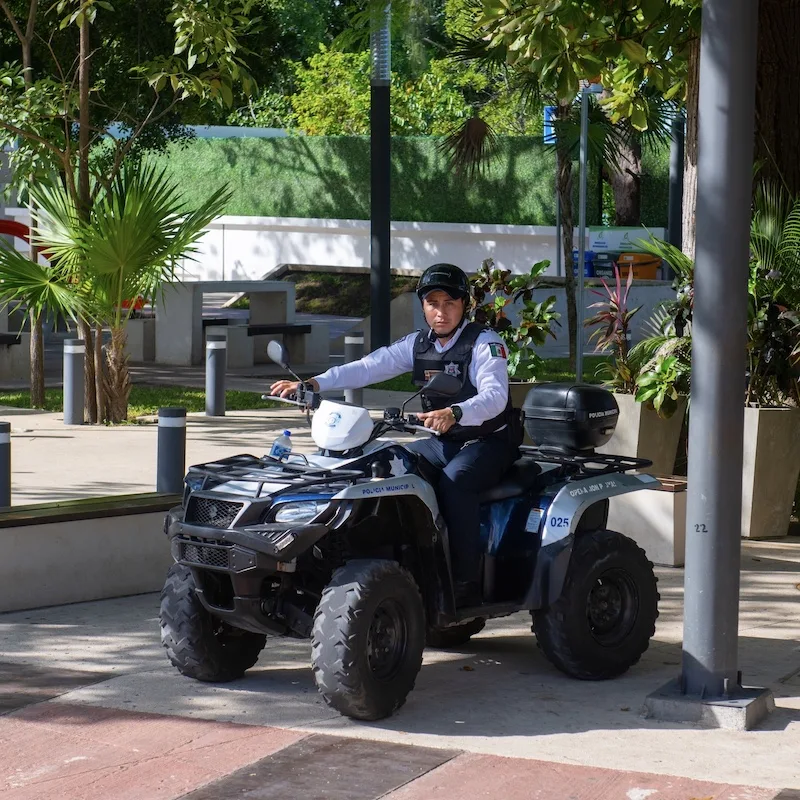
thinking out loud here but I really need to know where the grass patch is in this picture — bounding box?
[0,386,280,420]
[368,356,612,392]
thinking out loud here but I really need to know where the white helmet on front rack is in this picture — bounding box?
[311,400,374,452]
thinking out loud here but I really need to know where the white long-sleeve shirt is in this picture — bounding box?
[314,321,510,428]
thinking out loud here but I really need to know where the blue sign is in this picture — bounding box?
[543,105,557,144]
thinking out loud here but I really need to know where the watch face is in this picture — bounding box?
[452,405,462,422]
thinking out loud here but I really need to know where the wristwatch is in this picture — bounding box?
[450,405,463,423]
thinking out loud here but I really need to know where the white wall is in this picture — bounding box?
[4,207,667,284]
[181,216,585,280]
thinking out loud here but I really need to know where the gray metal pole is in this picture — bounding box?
[575,87,590,382]
[205,333,227,417]
[668,113,686,258]
[157,407,186,494]
[344,331,365,406]
[370,3,391,352]
[63,338,85,425]
[682,0,759,699]
[0,421,10,508]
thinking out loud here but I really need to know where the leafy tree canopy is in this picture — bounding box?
[478,0,701,129]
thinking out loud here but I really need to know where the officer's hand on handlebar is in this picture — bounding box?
[417,408,457,435]
[269,378,319,399]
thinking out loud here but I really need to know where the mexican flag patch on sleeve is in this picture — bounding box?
[489,343,507,359]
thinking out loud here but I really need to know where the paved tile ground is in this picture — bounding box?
[0,699,786,800]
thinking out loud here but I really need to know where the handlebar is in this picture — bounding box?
[261,384,319,410]
[263,392,440,436]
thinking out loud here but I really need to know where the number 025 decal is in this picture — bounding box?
[549,516,570,528]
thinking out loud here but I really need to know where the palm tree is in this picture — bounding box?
[9,162,230,422]
[0,238,86,407]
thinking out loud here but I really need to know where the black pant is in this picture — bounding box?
[407,432,519,584]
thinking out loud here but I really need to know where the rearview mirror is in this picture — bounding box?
[423,372,461,398]
[267,340,289,369]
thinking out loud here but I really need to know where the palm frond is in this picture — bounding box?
[547,99,627,174]
[437,115,498,179]
[449,33,508,73]
[634,234,694,282]
[0,239,84,323]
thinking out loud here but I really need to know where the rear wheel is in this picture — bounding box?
[427,618,486,648]
[160,564,266,682]
[312,559,425,721]
[532,529,659,680]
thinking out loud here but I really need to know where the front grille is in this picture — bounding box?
[185,497,243,528]
[181,541,231,569]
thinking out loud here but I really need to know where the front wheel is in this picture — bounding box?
[312,559,426,721]
[160,564,266,682]
[532,529,659,680]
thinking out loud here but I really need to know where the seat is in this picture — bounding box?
[479,458,543,503]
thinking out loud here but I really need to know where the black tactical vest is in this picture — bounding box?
[412,322,514,441]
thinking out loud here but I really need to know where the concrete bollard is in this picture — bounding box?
[157,407,186,494]
[344,331,364,406]
[63,338,85,425]
[0,421,9,508]
[205,332,227,417]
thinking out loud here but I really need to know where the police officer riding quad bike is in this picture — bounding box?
[159,340,661,722]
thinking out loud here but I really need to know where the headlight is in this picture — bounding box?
[185,473,205,491]
[273,500,329,524]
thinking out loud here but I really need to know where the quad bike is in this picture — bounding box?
[160,340,660,721]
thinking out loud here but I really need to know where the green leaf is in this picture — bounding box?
[630,103,647,131]
[621,40,648,64]
[640,0,663,24]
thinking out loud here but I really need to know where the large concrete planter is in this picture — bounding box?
[597,392,686,475]
[741,406,800,539]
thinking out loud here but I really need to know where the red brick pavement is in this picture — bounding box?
[0,702,785,800]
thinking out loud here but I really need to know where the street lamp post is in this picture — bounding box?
[370,3,391,352]
[576,82,603,382]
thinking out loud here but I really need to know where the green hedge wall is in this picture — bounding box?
[149,135,669,228]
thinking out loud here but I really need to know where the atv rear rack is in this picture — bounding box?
[186,454,367,499]
[519,446,653,477]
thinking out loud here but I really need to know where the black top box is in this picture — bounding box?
[522,383,619,454]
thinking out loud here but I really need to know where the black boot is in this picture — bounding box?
[454,580,482,608]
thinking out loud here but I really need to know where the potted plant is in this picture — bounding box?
[635,182,800,538]
[471,257,560,409]
[736,180,800,538]
[584,262,687,475]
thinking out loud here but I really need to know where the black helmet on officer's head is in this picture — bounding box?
[416,263,470,302]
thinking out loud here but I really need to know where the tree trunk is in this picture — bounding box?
[95,322,106,422]
[78,15,91,219]
[754,0,800,194]
[18,2,44,404]
[79,318,97,423]
[556,103,577,371]
[681,37,700,261]
[29,309,44,407]
[103,326,131,423]
[77,17,99,423]
[609,135,642,226]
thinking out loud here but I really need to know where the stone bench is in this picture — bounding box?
[204,319,329,367]
[607,476,687,567]
[0,493,180,612]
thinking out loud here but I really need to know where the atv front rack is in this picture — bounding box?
[519,446,653,478]
[186,454,367,499]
